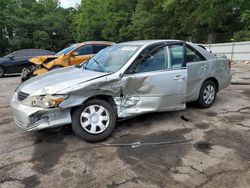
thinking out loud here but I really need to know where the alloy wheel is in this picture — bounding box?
[203,85,215,104]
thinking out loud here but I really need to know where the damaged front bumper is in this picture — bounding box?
[10,93,72,131]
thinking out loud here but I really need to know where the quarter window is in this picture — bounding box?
[186,46,206,62]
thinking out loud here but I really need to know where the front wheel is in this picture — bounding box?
[197,80,217,108]
[71,99,117,142]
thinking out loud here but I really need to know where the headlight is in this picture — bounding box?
[22,94,68,108]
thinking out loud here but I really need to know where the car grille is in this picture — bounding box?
[18,91,29,101]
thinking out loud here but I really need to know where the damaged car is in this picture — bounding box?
[11,40,232,142]
[21,41,114,82]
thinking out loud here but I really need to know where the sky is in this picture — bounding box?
[59,0,81,8]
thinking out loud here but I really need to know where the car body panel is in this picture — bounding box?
[11,40,232,131]
[116,68,187,117]
[29,55,58,65]
[18,66,110,96]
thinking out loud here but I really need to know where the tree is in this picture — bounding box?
[75,0,105,41]
[129,0,169,40]
[101,0,137,42]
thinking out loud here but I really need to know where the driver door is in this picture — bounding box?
[120,42,187,116]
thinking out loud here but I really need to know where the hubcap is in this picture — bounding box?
[203,85,215,104]
[80,105,110,134]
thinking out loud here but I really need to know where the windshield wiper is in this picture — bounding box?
[92,59,105,72]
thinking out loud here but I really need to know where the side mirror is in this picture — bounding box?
[71,51,79,57]
[9,55,14,60]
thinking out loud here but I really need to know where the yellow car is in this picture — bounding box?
[21,41,114,81]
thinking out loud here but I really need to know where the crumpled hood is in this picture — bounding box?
[17,66,109,95]
[29,55,59,65]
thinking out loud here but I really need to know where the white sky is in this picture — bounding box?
[59,0,81,8]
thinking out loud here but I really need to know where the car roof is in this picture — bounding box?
[119,40,182,46]
[14,49,53,52]
[77,41,115,46]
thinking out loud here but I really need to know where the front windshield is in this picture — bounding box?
[56,45,78,55]
[84,45,140,73]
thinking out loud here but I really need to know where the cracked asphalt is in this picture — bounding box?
[0,62,250,188]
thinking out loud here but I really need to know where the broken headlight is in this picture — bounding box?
[21,94,68,108]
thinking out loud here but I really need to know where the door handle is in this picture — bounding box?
[173,75,185,80]
[201,65,207,70]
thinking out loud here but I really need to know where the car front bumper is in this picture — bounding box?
[10,93,72,131]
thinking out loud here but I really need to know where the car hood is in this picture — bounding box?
[18,66,110,95]
[29,55,59,65]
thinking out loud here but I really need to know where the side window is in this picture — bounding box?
[32,50,52,56]
[93,45,109,54]
[14,50,30,58]
[74,45,92,56]
[168,45,184,68]
[30,50,41,56]
[135,47,168,73]
[186,46,206,63]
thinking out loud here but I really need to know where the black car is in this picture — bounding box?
[0,49,55,77]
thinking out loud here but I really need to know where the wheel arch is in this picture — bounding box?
[204,77,219,92]
[70,94,117,116]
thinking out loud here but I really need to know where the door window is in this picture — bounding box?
[14,50,30,58]
[31,49,49,56]
[135,47,168,73]
[74,45,92,56]
[168,45,184,69]
[186,46,206,62]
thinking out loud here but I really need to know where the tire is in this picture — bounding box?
[0,66,5,78]
[197,80,217,108]
[72,99,117,142]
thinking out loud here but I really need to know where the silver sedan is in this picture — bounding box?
[10,40,232,142]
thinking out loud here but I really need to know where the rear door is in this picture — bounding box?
[186,45,209,101]
[70,45,93,65]
[120,42,187,117]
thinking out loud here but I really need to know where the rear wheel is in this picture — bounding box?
[71,99,117,142]
[0,66,5,78]
[197,80,217,108]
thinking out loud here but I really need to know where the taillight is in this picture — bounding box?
[228,59,231,69]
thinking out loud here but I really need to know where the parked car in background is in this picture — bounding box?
[21,41,114,82]
[0,49,55,77]
[11,40,232,142]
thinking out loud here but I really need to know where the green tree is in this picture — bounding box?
[130,0,169,40]
[102,0,137,42]
[75,0,105,41]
